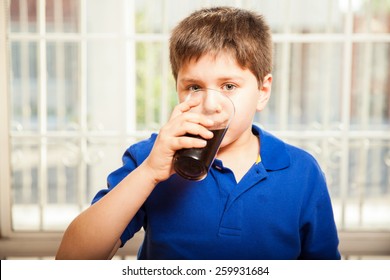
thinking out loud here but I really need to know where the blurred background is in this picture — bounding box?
[0,0,389,259]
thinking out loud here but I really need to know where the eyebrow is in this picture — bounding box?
[178,78,200,85]
[178,76,245,85]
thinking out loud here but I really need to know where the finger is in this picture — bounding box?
[174,122,214,139]
[170,109,216,130]
[170,97,202,119]
[173,135,208,150]
[180,112,215,128]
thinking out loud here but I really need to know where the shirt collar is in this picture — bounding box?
[252,124,290,171]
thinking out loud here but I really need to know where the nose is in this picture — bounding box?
[202,89,223,114]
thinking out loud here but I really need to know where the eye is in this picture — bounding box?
[222,83,237,92]
[188,85,202,92]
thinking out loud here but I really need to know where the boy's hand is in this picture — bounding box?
[143,97,214,183]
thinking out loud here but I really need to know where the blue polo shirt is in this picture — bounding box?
[92,125,340,260]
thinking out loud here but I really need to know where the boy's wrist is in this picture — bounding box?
[138,159,164,186]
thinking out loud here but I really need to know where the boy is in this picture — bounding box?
[56,7,340,260]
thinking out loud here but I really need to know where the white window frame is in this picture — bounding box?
[1,0,390,259]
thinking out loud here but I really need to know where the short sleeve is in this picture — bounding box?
[298,166,341,259]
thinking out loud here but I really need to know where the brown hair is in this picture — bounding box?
[169,7,273,86]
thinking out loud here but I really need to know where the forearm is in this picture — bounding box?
[55,161,158,260]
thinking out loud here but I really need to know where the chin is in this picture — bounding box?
[219,134,234,149]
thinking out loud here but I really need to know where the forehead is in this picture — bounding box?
[177,52,248,81]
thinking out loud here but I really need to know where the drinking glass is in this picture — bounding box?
[173,88,235,181]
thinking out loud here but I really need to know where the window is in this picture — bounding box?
[1,0,390,259]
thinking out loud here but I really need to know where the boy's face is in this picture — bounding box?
[176,51,272,148]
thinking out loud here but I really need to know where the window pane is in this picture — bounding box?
[243,0,345,33]
[46,42,80,131]
[354,0,390,33]
[135,0,238,33]
[135,0,164,33]
[86,41,126,132]
[288,43,343,130]
[135,42,176,131]
[344,136,390,230]
[351,43,390,130]
[10,41,39,131]
[86,137,131,200]
[349,139,390,198]
[11,139,39,205]
[10,0,38,33]
[259,42,344,130]
[85,0,125,33]
[46,138,80,205]
[11,138,40,230]
[46,0,79,33]
[289,0,345,33]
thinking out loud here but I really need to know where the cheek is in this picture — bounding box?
[220,93,259,144]
[228,113,252,135]
[221,105,255,142]
[231,99,257,124]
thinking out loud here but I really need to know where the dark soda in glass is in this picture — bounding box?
[173,128,226,181]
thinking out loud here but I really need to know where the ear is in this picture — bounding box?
[256,74,272,111]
